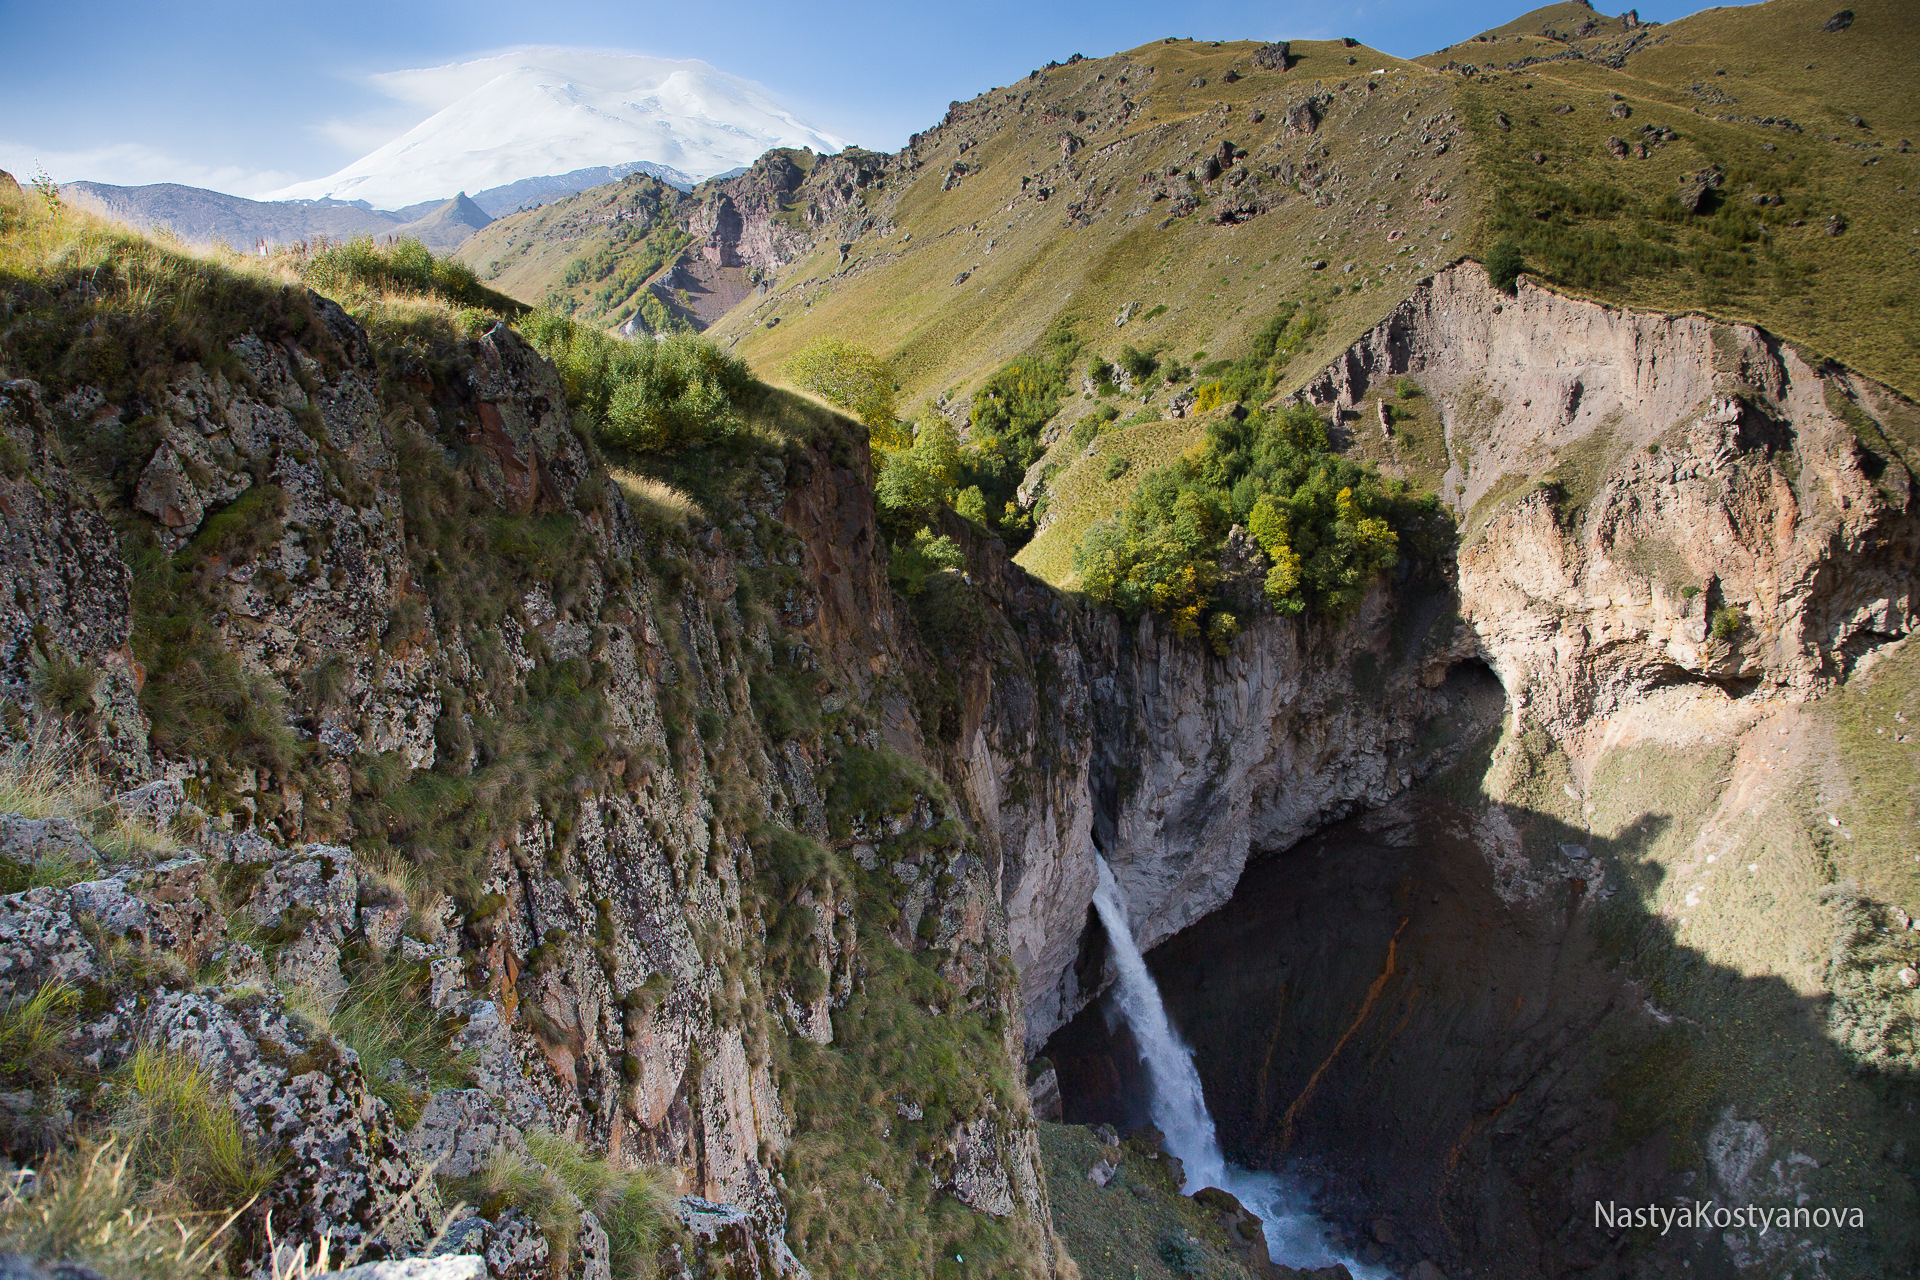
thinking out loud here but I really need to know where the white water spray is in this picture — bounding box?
[1090,856,1385,1278]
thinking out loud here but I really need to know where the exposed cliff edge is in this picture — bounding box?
[1042,262,1920,1278]
[990,261,1919,1053]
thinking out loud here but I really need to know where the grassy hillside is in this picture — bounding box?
[1039,1124,1267,1280]
[1014,415,1207,588]
[715,37,1481,421]
[456,172,691,331]
[464,0,1920,598]
[1428,0,1920,396]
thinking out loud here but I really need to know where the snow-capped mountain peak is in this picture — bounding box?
[265,49,846,209]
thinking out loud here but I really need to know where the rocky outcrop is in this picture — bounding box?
[1297,261,1918,747]
[0,381,148,776]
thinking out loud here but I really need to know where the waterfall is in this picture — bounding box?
[1090,856,1384,1278]
[1089,856,1230,1190]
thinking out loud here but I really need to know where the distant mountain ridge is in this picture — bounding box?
[61,182,485,253]
[59,161,700,253]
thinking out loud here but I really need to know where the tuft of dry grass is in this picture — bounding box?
[0,737,177,874]
[0,1138,241,1280]
[612,471,708,531]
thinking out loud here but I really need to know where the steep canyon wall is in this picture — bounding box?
[4,249,1917,1277]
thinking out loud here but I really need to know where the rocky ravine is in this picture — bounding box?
[3,241,1917,1279]
[1040,262,1920,1278]
[989,261,1918,1052]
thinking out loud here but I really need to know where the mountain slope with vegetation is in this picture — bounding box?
[0,177,1070,1280]
[466,0,1917,596]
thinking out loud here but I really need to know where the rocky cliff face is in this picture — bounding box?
[9,196,1919,1276]
[755,260,1920,1065]
[0,280,1064,1276]
[1041,263,1920,1278]
[1297,261,1918,746]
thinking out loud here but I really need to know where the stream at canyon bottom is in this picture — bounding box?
[1090,857,1386,1279]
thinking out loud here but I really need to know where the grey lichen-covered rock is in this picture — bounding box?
[94,857,221,965]
[940,1115,1017,1217]
[406,1088,527,1178]
[0,816,96,868]
[0,888,99,1000]
[0,381,150,778]
[108,778,184,831]
[671,1198,812,1279]
[575,1208,613,1280]
[314,1260,487,1280]
[140,987,434,1259]
[484,1208,550,1280]
[232,842,360,1008]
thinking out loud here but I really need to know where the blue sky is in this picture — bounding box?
[0,0,1740,196]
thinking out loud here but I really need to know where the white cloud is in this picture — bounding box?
[0,139,298,198]
[367,46,721,110]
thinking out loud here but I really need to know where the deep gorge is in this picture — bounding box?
[3,197,1918,1279]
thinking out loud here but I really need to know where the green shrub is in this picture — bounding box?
[1206,612,1239,657]
[1076,404,1435,634]
[959,318,1083,545]
[521,313,751,454]
[1157,1232,1206,1276]
[873,417,962,531]
[1711,605,1746,639]
[889,529,964,597]
[951,486,989,527]
[1103,453,1131,482]
[783,337,901,445]
[1485,241,1525,294]
[1066,411,1106,453]
[1117,345,1159,383]
[1183,302,1322,408]
[294,236,525,316]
